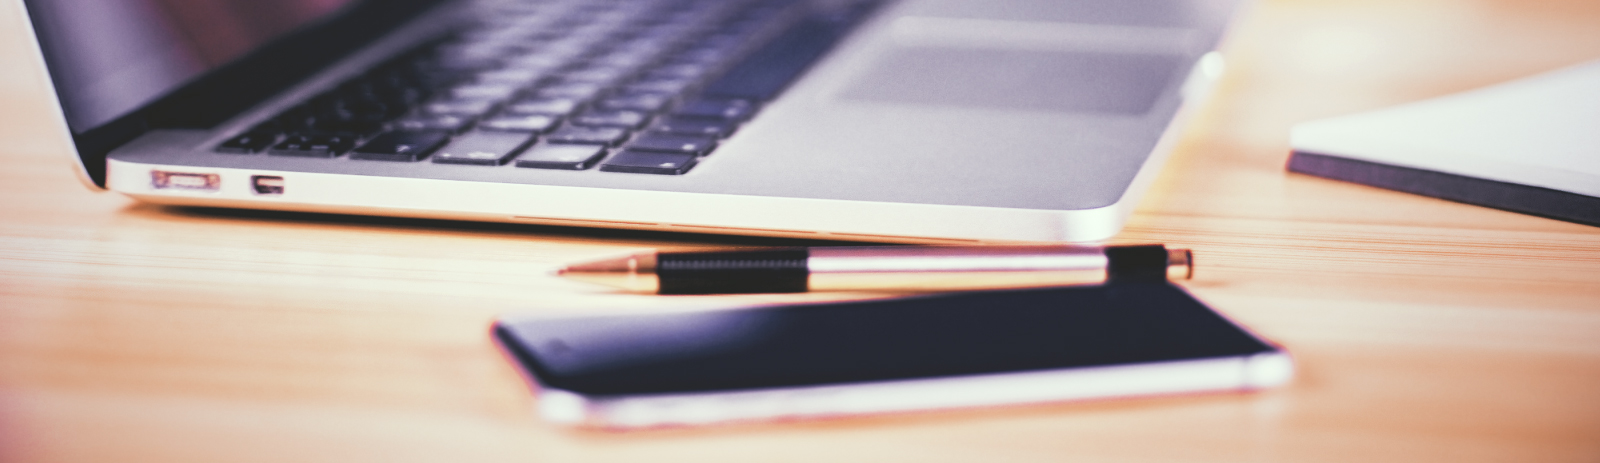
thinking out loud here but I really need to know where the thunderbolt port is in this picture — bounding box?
[251,175,284,195]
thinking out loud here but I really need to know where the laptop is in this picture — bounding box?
[18,0,1239,243]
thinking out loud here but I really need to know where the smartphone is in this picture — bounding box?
[494,282,1292,429]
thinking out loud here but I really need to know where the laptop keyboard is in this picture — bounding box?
[213,0,875,175]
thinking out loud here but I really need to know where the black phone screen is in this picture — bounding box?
[496,282,1275,396]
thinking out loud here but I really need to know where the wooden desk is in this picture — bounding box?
[2,1,1598,461]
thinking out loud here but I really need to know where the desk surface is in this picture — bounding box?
[3,1,1599,462]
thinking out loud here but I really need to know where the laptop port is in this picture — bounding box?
[151,171,220,191]
[251,176,284,195]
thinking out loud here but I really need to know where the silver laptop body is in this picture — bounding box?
[19,0,1239,243]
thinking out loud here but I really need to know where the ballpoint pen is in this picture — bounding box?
[557,244,1192,294]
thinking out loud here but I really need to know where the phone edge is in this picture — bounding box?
[515,347,1291,429]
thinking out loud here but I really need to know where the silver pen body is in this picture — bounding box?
[807,246,1114,291]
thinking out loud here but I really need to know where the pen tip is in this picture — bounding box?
[553,252,661,292]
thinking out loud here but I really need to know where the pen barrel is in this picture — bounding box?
[643,245,1185,294]
[807,246,1114,292]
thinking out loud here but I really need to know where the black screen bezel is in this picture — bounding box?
[21,0,449,188]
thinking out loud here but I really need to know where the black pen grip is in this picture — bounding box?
[1105,245,1172,282]
[656,249,810,294]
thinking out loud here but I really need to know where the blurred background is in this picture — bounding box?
[1,0,1598,462]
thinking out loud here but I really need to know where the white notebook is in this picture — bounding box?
[1288,59,1600,226]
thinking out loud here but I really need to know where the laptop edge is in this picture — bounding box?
[18,0,1236,243]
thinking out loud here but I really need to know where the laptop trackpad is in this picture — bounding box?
[837,46,1184,115]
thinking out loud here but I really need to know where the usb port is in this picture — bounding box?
[251,175,284,195]
[151,171,220,191]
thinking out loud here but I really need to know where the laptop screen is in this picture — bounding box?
[25,0,360,133]
[24,0,443,187]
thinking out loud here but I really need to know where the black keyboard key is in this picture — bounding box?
[215,132,280,154]
[535,82,608,100]
[449,83,522,101]
[425,99,499,116]
[505,97,580,116]
[546,126,630,145]
[598,93,671,112]
[432,131,536,165]
[572,110,649,129]
[349,130,451,162]
[560,66,633,85]
[609,40,672,58]
[269,133,358,157]
[479,114,561,133]
[673,46,736,66]
[435,42,519,61]
[673,97,756,120]
[590,51,658,70]
[703,18,850,100]
[645,63,710,80]
[622,77,694,95]
[476,68,547,87]
[503,53,572,71]
[600,149,697,175]
[420,51,502,72]
[653,116,737,137]
[629,132,716,156]
[514,143,607,170]
[402,68,470,90]
[393,114,475,133]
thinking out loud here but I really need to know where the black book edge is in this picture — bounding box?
[1287,151,1600,227]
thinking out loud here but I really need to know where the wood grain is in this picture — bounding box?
[2,0,1599,462]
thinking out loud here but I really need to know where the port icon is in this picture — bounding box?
[152,171,220,191]
[251,175,284,195]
